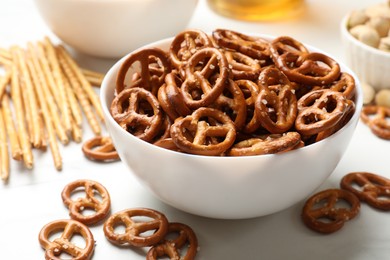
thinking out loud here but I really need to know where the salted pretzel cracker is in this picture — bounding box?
[164,71,191,117]
[315,99,355,142]
[270,36,309,57]
[228,132,301,156]
[212,79,247,131]
[116,47,171,95]
[212,29,271,61]
[224,50,261,80]
[169,29,213,72]
[39,219,95,260]
[327,72,356,101]
[270,36,340,86]
[340,172,390,210]
[150,115,177,150]
[295,89,349,136]
[151,113,172,142]
[256,67,297,134]
[61,179,111,225]
[269,36,308,71]
[157,84,180,120]
[170,107,237,156]
[282,53,340,86]
[154,137,181,152]
[82,136,119,162]
[158,72,192,121]
[309,72,356,101]
[111,87,163,142]
[181,47,230,109]
[301,189,360,234]
[235,79,261,133]
[147,222,198,260]
[103,207,169,247]
[360,105,390,140]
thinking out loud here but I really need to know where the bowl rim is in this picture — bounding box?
[341,12,390,58]
[101,32,363,160]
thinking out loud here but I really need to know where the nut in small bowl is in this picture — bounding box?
[341,2,390,91]
[101,29,363,219]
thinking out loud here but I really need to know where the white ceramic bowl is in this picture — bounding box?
[33,0,198,58]
[101,35,363,219]
[341,13,390,90]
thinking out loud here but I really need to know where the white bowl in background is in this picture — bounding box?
[33,0,198,58]
[341,13,390,90]
[100,35,363,219]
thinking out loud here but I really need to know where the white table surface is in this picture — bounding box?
[0,0,389,259]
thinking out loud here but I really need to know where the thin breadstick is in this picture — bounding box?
[26,53,49,150]
[0,48,11,60]
[27,51,62,171]
[70,118,83,143]
[84,74,103,87]
[1,94,22,160]
[0,69,11,101]
[31,42,69,145]
[81,68,105,79]
[20,79,33,144]
[38,111,48,151]
[0,56,12,66]
[57,45,104,121]
[13,46,43,149]
[35,42,66,120]
[81,68,105,87]
[0,101,10,181]
[62,71,83,127]
[43,37,72,134]
[0,47,11,65]
[10,46,33,169]
[0,48,11,66]
[57,49,102,136]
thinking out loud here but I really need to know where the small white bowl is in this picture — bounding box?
[341,13,390,90]
[33,0,198,58]
[101,35,363,219]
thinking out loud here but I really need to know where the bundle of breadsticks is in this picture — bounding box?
[0,37,106,182]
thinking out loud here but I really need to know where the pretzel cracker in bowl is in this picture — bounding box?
[100,28,362,219]
[110,29,357,157]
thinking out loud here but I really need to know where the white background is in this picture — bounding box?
[0,0,389,259]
